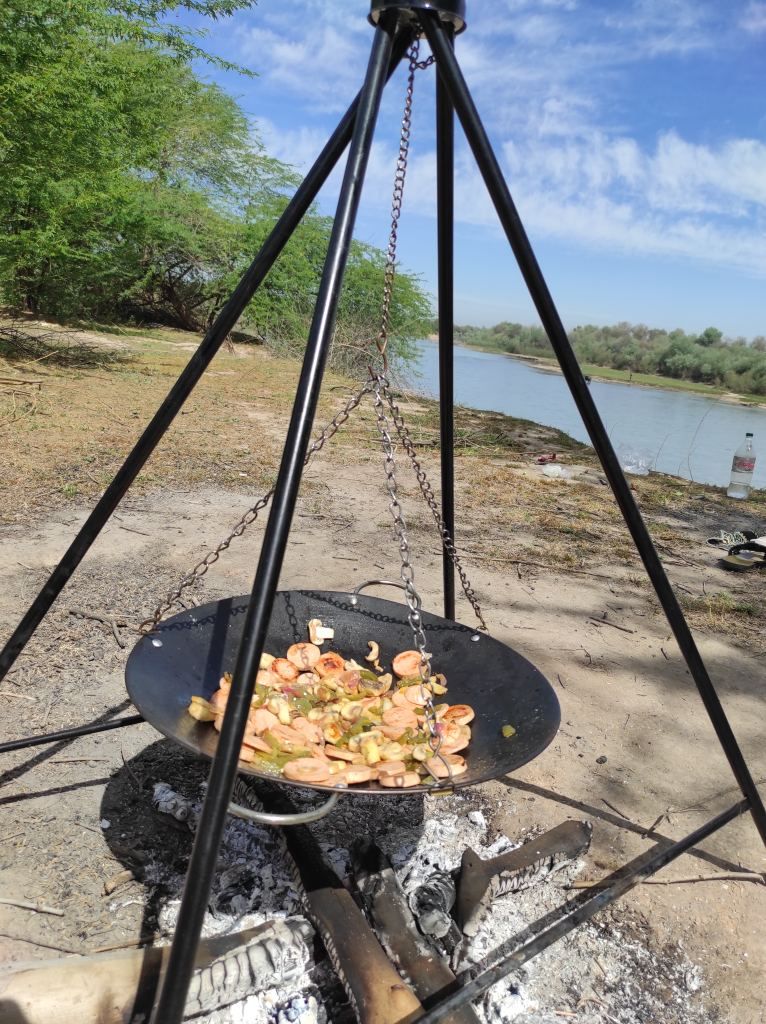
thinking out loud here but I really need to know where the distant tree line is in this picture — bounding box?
[0,0,430,375]
[450,321,766,396]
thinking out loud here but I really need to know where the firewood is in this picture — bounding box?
[236,780,423,1024]
[0,919,313,1024]
[456,819,592,936]
[351,839,480,1024]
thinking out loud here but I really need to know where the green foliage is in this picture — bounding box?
[244,213,431,375]
[457,321,766,396]
[0,0,431,372]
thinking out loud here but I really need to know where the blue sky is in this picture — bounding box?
[181,0,766,339]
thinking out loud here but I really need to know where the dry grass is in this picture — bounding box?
[3,322,764,654]
[2,329,348,525]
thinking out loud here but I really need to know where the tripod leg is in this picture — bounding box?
[436,23,456,621]
[421,11,766,849]
[0,29,413,686]
[150,15,399,1024]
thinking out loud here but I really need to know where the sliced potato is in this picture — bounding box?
[189,619,462,790]
[283,758,331,783]
[392,650,425,678]
[272,658,300,682]
[315,651,345,677]
[442,703,475,726]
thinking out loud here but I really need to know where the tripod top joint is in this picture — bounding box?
[369,0,466,34]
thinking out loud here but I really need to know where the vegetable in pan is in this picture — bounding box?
[186,620,474,788]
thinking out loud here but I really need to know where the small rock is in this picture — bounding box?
[596,755,608,764]
[685,967,702,992]
[100,818,111,829]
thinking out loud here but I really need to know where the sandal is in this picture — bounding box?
[707,529,757,548]
[719,537,766,571]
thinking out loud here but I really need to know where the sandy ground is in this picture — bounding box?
[0,328,764,1022]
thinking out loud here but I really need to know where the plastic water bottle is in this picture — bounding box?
[727,433,756,499]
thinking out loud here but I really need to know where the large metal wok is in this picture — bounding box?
[126,587,560,796]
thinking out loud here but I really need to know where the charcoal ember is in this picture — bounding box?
[210,863,261,917]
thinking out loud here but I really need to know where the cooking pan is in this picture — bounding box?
[126,585,560,797]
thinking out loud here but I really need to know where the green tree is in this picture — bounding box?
[0,0,258,314]
[0,0,432,370]
[697,326,723,347]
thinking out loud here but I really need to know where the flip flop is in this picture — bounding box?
[719,537,766,571]
[707,530,757,548]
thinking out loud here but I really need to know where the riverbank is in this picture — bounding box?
[438,335,766,407]
[1,323,765,1023]
[514,351,766,407]
[410,339,766,488]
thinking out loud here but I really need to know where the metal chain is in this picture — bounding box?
[368,39,486,633]
[374,41,433,373]
[381,385,487,631]
[139,381,375,633]
[371,375,451,784]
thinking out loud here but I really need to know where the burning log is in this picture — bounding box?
[234,780,424,1024]
[456,819,592,936]
[0,919,313,1024]
[351,840,480,1024]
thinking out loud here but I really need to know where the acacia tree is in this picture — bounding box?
[0,0,432,366]
[0,1,267,317]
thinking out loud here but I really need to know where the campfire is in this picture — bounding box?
[141,782,710,1024]
[8,777,702,1024]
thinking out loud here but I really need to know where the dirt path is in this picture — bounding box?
[0,326,764,1022]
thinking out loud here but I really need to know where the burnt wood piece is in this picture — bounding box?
[351,840,480,1024]
[456,820,592,936]
[235,781,423,1024]
[0,919,313,1024]
[408,870,461,949]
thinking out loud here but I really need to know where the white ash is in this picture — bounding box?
[467,810,487,829]
[153,782,195,826]
[148,784,321,1024]
[148,785,717,1024]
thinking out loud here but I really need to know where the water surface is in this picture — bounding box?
[405,340,766,489]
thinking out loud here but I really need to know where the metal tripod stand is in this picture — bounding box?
[0,2,764,1020]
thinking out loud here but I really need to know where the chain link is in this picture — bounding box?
[139,381,374,633]
[372,375,451,785]
[382,387,487,631]
[374,41,432,373]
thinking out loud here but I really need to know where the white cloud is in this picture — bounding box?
[740,1,766,33]
[603,0,713,56]
[457,130,766,274]
[235,19,370,114]
[236,2,766,281]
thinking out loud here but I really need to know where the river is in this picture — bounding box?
[404,339,766,489]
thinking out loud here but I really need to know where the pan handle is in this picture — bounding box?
[228,791,340,826]
[350,579,421,611]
